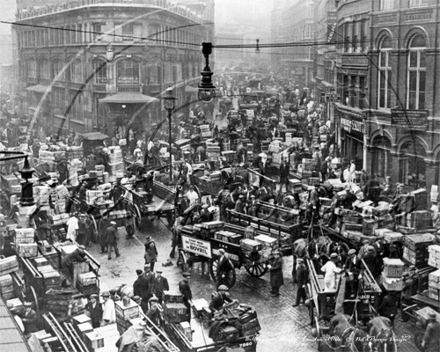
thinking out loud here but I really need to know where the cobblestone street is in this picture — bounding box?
[89,219,419,352]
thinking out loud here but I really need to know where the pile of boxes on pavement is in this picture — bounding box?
[380,258,404,291]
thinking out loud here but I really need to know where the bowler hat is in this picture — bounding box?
[136,269,143,275]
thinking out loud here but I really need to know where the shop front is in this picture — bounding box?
[334,104,365,170]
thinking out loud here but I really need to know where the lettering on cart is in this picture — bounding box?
[181,235,212,259]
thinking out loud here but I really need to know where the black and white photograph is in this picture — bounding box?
[0,0,440,351]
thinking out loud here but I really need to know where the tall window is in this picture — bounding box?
[117,60,140,84]
[122,23,134,41]
[380,0,395,10]
[92,23,102,42]
[407,34,426,110]
[93,59,107,84]
[164,62,173,82]
[40,59,50,80]
[70,60,83,83]
[52,59,66,81]
[27,59,37,78]
[378,36,392,109]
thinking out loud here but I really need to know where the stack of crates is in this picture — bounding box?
[240,239,263,255]
[428,269,440,301]
[199,221,224,238]
[428,245,440,269]
[403,234,435,269]
[115,299,140,335]
[214,230,242,244]
[381,258,404,291]
[406,210,433,229]
[254,234,278,260]
[207,145,221,162]
[200,124,212,139]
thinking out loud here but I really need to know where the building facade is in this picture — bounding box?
[12,0,214,139]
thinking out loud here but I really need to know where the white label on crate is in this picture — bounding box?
[182,236,212,258]
[15,228,35,237]
[213,248,239,262]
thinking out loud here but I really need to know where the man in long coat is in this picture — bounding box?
[144,236,158,271]
[133,269,150,313]
[268,250,284,297]
[216,249,234,288]
[105,221,120,260]
[153,270,169,304]
[292,258,308,306]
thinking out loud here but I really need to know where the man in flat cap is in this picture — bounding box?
[62,244,87,278]
[147,296,162,326]
[21,302,38,335]
[101,291,115,326]
[344,248,361,297]
[105,221,120,260]
[133,269,149,313]
[86,294,103,328]
[292,258,308,307]
[421,312,440,352]
[179,273,192,323]
[216,248,234,288]
[153,270,169,305]
[321,253,343,292]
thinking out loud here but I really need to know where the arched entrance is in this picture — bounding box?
[399,140,427,189]
[371,136,392,179]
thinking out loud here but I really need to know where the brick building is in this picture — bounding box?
[12,0,214,139]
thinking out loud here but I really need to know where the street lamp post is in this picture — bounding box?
[163,87,176,183]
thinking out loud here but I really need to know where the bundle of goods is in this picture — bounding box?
[380,258,404,291]
[45,289,86,317]
[198,221,224,239]
[175,139,191,150]
[77,271,99,296]
[403,234,435,269]
[200,124,212,138]
[0,274,14,299]
[428,245,440,269]
[382,231,404,243]
[13,227,35,245]
[0,174,21,195]
[115,298,140,334]
[207,145,221,162]
[0,256,19,276]
[108,209,131,220]
[163,301,188,323]
[48,213,70,226]
[66,146,84,159]
[86,190,104,205]
[428,269,440,301]
[406,210,432,229]
[214,230,242,244]
[254,234,278,259]
[240,239,263,254]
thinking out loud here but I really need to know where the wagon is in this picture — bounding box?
[177,221,280,289]
[306,257,381,351]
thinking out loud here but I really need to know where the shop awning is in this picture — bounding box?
[26,84,51,94]
[99,93,159,104]
[81,132,109,141]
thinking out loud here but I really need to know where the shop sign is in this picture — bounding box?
[340,117,365,134]
[390,109,428,131]
[181,235,212,258]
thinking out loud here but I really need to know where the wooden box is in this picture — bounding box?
[72,314,92,327]
[85,330,104,351]
[115,300,140,321]
[16,243,38,258]
[362,218,378,236]
[191,298,209,318]
[163,289,184,304]
[254,234,278,248]
[178,321,192,341]
[240,239,263,252]
[76,322,93,340]
[78,272,98,287]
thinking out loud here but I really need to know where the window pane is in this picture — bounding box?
[419,71,426,93]
[387,71,392,107]
[408,91,417,109]
[420,51,426,67]
[410,51,418,67]
[419,92,425,109]
[379,89,385,107]
[409,71,417,90]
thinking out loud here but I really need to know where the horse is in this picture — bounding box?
[329,314,374,352]
[368,316,397,352]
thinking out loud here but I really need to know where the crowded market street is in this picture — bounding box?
[2,1,440,352]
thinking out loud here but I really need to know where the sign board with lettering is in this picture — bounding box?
[390,109,428,131]
[325,93,341,103]
[340,117,365,134]
[181,235,212,258]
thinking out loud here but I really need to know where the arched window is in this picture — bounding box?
[52,59,65,81]
[70,60,83,83]
[93,59,107,84]
[372,136,392,179]
[378,36,392,109]
[117,59,140,84]
[407,34,426,110]
[399,140,427,189]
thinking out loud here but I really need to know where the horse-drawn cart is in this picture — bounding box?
[177,221,283,288]
[306,257,381,351]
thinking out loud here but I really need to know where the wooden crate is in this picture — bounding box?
[115,300,140,321]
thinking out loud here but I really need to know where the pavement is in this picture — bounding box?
[89,217,419,352]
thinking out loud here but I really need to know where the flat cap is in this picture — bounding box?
[24,301,33,307]
[218,285,229,291]
[101,291,110,297]
[330,253,338,259]
[348,249,356,255]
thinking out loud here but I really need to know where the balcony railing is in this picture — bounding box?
[16,0,203,24]
[117,84,141,93]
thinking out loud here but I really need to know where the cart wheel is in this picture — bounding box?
[90,216,98,235]
[178,250,190,274]
[28,286,41,327]
[209,257,236,288]
[245,262,268,277]
[133,204,141,221]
